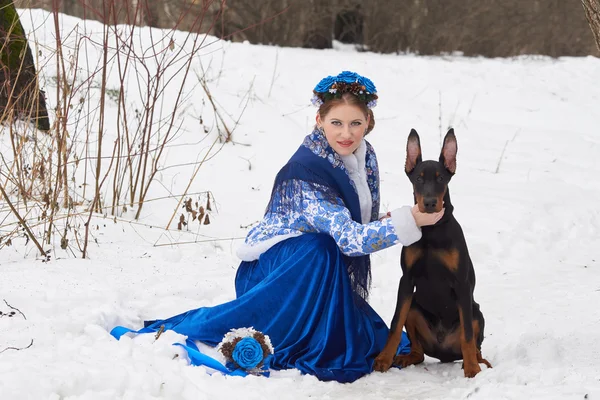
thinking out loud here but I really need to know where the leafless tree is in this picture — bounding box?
[582,0,600,52]
[0,0,50,131]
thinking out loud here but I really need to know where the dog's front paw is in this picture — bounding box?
[373,352,394,372]
[393,352,425,368]
[463,361,482,378]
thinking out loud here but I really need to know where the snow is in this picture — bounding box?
[1,8,600,400]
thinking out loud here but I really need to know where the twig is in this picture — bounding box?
[495,140,509,174]
[467,93,477,118]
[200,79,232,142]
[153,236,245,248]
[82,13,111,259]
[448,100,460,130]
[3,300,26,320]
[510,129,520,142]
[0,339,34,354]
[268,50,279,98]
[155,325,165,340]
[0,183,46,257]
[495,129,520,174]
[281,104,312,117]
[438,91,443,148]
[240,157,252,171]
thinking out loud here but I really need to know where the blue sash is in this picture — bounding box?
[110,326,255,377]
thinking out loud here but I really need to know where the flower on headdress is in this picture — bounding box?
[217,327,274,376]
[358,76,377,94]
[310,94,324,107]
[314,75,337,93]
[336,71,360,84]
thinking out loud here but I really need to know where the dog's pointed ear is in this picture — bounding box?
[439,128,457,174]
[405,129,422,175]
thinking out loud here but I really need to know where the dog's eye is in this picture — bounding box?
[416,176,424,183]
[437,175,444,183]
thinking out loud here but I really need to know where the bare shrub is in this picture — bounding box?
[0,0,255,259]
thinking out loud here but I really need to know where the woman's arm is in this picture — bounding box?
[298,182,422,256]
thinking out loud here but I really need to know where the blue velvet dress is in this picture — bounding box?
[138,233,409,383]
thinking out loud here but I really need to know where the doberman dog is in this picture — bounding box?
[373,128,492,378]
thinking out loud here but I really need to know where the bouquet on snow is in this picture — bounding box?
[217,327,274,376]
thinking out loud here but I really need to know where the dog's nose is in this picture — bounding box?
[423,197,438,212]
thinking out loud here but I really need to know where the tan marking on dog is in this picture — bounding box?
[393,307,427,367]
[404,246,423,270]
[459,308,481,378]
[433,187,447,212]
[434,248,460,272]
[374,295,413,372]
[473,320,493,369]
[415,192,425,212]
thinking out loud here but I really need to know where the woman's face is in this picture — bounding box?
[317,103,368,156]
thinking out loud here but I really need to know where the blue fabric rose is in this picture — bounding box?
[336,71,359,84]
[358,76,377,93]
[232,337,264,369]
[314,75,336,93]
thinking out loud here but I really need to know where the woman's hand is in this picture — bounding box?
[411,205,444,227]
[379,212,391,221]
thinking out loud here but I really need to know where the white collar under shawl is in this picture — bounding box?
[340,139,372,224]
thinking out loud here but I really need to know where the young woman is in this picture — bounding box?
[113,71,443,383]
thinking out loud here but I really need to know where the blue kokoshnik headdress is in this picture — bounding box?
[311,71,378,109]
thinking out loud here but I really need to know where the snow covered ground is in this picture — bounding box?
[1,9,599,400]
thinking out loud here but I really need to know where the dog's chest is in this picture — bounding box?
[404,240,458,276]
[409,249,460,319]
